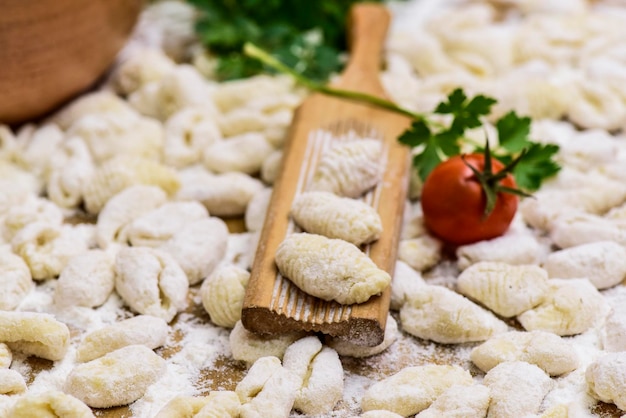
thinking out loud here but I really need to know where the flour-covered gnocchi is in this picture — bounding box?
[155,396,212,418]
[76,315,169,362]
[355,412,404,418]
[204,132,274,174]
[1,195,63,242]
[549,212,626,249]
[456,231,546,270]
[361,365,473,416]
[260,149,283,185]
[83,155,180,214]
[0,311,70,361]
[163,106,223,168]
[114,247,189,322]
[275,233,391,305]
[8,390,95,418]
[484,361,553,418]
[0,343,11,368]
[543,241,626,289]
[126,201,209,247]
[0,248,33,311]
[0,369,26,395]
[65,344,166,408]
[400,285,508,344]
[201,264,249,328]
[326,315,399,358]
[517,278,607,336]
[602,304,626,352]
[282,336,343,415]
[390,260,426,311]
[415,384,491,418]
[160,217,229,284]
[235,356,301,418]
[397,235,443,272]
[46,137,95,209]
[53,249,115,308]
[128,65,217,121]
[457,262,549,317]
[290,191,383,246]
[586,352,626,411]
[309,139,383,198]
[48,90,137,130]
[66,112,163,165]
[470,330,578,376]
[244,187,273,232]
[176,170,265,217]
[211,75,295,113]
[229,321,306,364]
[112,47,176,95]
[11,222,88,280]
[96,185,168,247]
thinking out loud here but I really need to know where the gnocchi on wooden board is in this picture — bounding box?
[2,0,626,417]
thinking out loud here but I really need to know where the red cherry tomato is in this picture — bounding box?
[420,153,518,246]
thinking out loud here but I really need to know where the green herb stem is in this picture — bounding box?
[244,43,425,122]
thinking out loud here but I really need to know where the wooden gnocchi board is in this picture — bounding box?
[241,3,412,347]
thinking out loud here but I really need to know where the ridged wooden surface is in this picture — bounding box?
[241,3,412,347]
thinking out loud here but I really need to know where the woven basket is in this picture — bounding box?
[0,0,143,125]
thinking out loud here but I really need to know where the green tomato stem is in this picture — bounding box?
[243,42,426,122]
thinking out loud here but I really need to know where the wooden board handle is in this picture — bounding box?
[344,3,391,79]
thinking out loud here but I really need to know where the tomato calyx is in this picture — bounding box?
[462,140,533,217]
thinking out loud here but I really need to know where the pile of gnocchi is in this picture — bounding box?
[2,0,626,417]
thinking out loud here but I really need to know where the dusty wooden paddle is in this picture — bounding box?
[241,3,412,347]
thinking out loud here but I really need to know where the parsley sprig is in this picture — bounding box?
[244,43,561,192]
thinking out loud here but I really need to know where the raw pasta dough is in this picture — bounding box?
[275,233,391,305]
[8,390,95,418]
[201,264,250,328]
[65,344,166,408]
[0,311,70,361]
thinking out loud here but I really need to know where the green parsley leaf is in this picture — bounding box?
[510,143,561,191]
[398,120,430,148]
[435,88,497,134]
[413,143,442,181]
[496,111,532,153]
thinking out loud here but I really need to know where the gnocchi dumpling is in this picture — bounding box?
[543,241,626,289]
[125,201,209,248]
[309,138,383,198]
[203,132,274,175]
[112,47,176,95]
[585,352,626,411]
[155,392,240,418]
[483,361,553,418]
[229,321,306,365]
[400,284,508,344]
[159,217,229,285]
[0,311,70,361]
[0,249,33,311]
[114,247,189,322]
[201,264,250,328]
[326,315,399,358]
[235,356,301,418]
[46,137,95,209]
[176,170,265,217]
[163,106,223,168]
[361,365,473,416]
[470,330,578,376]
[290,191,383,246]
[49,90,137,130]
[11,222,88,280]
[389,260,426,311]
[65,344,166,408]
[0,369,26,395]
[517,278,607,336]
[275,233,391,305]
[244,187,273,232]
[415,384,490,418]
[96,185,168,248]
[53,249,115,308]
[76,315,169,362]
[282,336,344,415]
[397,235,443,272]
[456,232,545,270]
[82,155,180,214]
[1,195,63,243]
[8,390,95,418]
[456,262,549,317]
[0,343,12,368]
